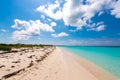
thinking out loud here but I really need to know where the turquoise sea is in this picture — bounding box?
[60,46,120,78]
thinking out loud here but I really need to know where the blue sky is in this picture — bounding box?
[0,0,120,45]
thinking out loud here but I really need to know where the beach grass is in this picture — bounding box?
[0,43,53,51]
[0,45,11,51]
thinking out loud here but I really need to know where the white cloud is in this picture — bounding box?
[36,0,63,20]
[87,22,105,31]
[96,22,104,26]
[47,18,52,22]
[98,11,104,16]
[41,15,45,19]
[69,29,77,32]
[62,0,113,29]
[96,25,105,31]
[50,22,56,26]
[1,29,7,32]
[12,19,55,41]
[111,0,120,18]
[36,0,115,30]
[12,30,30,41]
[52,32,69,37]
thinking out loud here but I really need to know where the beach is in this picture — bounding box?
[0,46,117,80]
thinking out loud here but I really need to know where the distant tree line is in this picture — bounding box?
[0,43,53,51]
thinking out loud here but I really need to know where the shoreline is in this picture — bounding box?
[60,47,118,80]
[0,46,118,80]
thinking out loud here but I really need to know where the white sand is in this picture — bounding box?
[0,47,117,80]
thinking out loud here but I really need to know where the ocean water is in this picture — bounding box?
[60,46,120,78]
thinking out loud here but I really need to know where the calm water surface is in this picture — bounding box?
[60,46,120,78]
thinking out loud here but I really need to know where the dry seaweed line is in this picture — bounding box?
[0,68,25,80]
[0,46,56,80]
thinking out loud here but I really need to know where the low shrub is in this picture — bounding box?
[0,45,11,51]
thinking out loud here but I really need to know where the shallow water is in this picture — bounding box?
[60,46,120,78]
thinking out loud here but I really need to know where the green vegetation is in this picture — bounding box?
[0,43,53,51]
[0,45,11,51]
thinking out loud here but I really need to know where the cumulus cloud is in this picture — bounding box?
[52,32,69,37]
[12,19,56,41]
[62,0,113,29]
[111,0,120,18]
[36,0,116,30]
[12,30,30,41]
[50,22,56,26]
[36,0,63,20]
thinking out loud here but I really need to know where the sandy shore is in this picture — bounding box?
[0,46,117,80]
